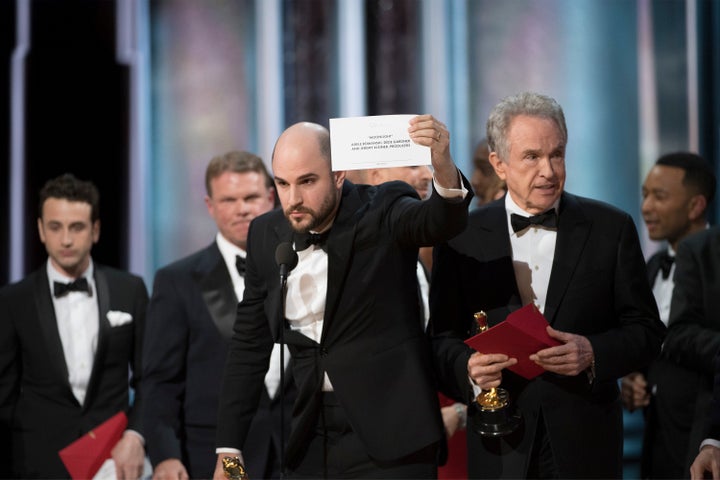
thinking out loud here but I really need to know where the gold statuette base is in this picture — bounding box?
[222,456,250,480]
[470,387,521,437]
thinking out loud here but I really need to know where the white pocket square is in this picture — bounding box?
[107,310,133,327]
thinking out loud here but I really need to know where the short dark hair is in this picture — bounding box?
[656,152,716,204]
[205,150,273,196]
[38,173,100,222]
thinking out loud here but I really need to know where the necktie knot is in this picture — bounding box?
[235,255,246,277]
[53,277,91,297]
[296,231,329,251]
[510,209,558,233]
[658,252,674,280]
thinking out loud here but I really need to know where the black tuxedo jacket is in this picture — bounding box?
[647,226,720,476]
[642,245,703,478]
[216,178,472,469]
[431,192,665,479]
[0,263,147,478]
[143,242,294,478]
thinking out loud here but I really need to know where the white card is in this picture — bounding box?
[329,114,431,171]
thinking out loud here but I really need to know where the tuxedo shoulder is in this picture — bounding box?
[249,207,286,230]
[95,264,145,285]
[678,225,720,251]
[158,243,218,274]
[0,270,38,297]
[562,193,635,231]
[566,193,629,217]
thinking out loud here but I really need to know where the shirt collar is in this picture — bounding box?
[215,232,246,264]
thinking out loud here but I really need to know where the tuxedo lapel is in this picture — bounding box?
[197,244,237,341]
[84,266,111,409]
[544,193,592,324]
[645,253,663,284]
[33,269,71,389]
[474,201,523,321]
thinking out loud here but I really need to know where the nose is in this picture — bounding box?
[641,195,652,215]
[288,185,303,208]
[60,228,73,246]
[539,156,556,178]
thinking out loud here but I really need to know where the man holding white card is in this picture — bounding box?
[214,114,472,479]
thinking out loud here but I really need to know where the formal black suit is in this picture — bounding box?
[216,178,472,472]
[0,262,147,478]
[643,226,720,478]
[641,246,696,479]
[143,241,294,478]
[431,192,665,479]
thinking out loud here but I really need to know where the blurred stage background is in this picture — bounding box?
[1,1,719,477]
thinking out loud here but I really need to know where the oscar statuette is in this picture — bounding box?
[469,311,521,437]
[222,456,250,480]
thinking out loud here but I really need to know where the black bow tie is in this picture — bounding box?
[235,255,246,277]
[658,252,675,280]
[510,210,558,233]
[295,231,329,251]
[53,277,91,297]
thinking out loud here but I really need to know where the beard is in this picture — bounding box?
[284,190,338,234]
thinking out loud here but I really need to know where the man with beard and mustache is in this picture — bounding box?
[213,116,473,479]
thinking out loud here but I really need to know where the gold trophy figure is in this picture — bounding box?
[469,311,521,436]
[222,456,250,480]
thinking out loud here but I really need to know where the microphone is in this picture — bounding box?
[274,241,298,479]
[275,242,298,280]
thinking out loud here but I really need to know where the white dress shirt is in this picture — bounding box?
[471,195,559,398]
[505,195,559,314]
[48,260,97,406]
[650,246,675,327]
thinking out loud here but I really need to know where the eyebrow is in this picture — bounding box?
[275,173,318,183]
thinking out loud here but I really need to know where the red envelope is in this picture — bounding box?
[464,304,561,379]
[58,411,127,479]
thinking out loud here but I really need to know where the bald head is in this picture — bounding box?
[272,122,331,170]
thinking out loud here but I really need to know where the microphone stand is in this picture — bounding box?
[278,266,289,479]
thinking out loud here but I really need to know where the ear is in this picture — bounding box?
[687,194,707,221]
[92,220,101,244]
[204,195,213,215]
[489,152,507,181]
[334,170,346,188]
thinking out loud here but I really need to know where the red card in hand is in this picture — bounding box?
[464,304,561,379]
[58,411,127,480]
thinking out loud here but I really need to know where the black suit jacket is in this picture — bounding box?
[431,192,665,479]
[216,178,472,469]
[642,245,704,479]
[646,226,720,477]
[0,263,147,478]
[143,242,294,478]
